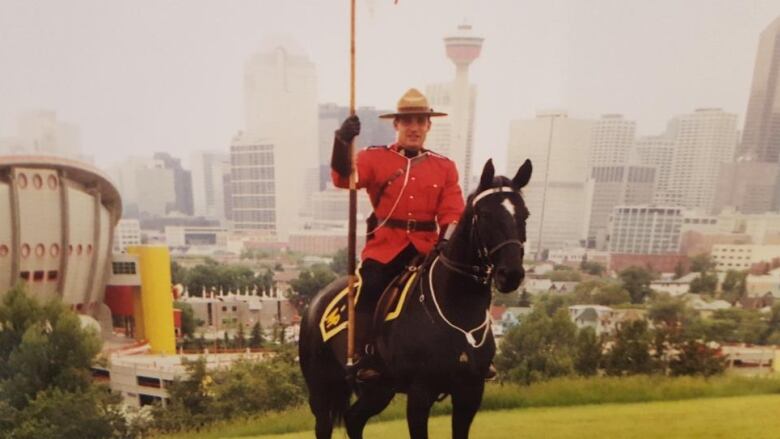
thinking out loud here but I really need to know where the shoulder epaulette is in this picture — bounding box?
[425,150,451,161]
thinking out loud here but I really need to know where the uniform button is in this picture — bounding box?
[409,195,414,199]
[411,177,416,181]
[408,212,413,216]
[433,184,438,188]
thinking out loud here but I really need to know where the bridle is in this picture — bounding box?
[438,186,525,285]
[420,186,526,349]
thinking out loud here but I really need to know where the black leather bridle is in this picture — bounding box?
[438,186,525,285]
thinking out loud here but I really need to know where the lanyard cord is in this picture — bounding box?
[367,157,412,235]
[426,256,492,348]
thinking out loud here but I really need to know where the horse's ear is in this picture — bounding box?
[478,159,495,190]
[512,159,532,190]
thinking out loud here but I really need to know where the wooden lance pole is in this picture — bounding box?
[346,0,358,368]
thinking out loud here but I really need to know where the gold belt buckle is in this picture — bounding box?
[406,219,417,233]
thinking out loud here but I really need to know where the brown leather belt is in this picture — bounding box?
[381,218,438,232]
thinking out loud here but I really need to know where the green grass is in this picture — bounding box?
[156,375,780,438]
[253,394,780,439]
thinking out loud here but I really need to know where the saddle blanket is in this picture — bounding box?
[319,272,419,342]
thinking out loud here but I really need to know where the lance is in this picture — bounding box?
[346,0,358,368]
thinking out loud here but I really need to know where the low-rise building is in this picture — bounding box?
[711,244,780,272]
[568,305,617,336]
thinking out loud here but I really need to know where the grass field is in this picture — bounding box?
[250,394,780,439]
[157,375,780,439]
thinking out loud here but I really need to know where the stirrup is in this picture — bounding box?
[356,367,382,382]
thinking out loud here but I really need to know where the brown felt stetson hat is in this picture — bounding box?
[378,88,448,119]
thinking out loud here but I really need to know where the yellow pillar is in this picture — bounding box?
[127,245,176,354]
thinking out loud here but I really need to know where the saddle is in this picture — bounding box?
[318,256,424,342]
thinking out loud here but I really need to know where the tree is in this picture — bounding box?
[329,247,351,275]
[689,272,718,294]
[673,261,686,279]
[171,260,189,285]
[289,264,337,310]
[580,260,605,276]
[668,340,726,377]
[174,301,197,338]
[0,286,134,437]
[618,266,654,304]
[573,280,631,306]
[648,297,690,328]
[690,254,715,273]
[547,269,582,282]
[249,322,264,348]
[574,327,602,376]
[603,320,658,376]
[721,270,747,302]
[496,309,577,384]
[235,324,246,349]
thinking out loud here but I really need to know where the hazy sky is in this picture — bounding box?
[1,0,779,173]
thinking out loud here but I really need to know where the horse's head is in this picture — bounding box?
[467,158,532,293]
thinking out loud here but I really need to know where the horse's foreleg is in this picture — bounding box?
[345,385,395,439]
[450,380,484,439]
[406,381,436,439]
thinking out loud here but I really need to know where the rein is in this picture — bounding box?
[420,185,525,348]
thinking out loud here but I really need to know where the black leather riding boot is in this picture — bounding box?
[353,312,381,381]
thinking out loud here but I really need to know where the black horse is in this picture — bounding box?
[299,158,532,439]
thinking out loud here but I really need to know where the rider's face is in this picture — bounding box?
[394,115,431,152]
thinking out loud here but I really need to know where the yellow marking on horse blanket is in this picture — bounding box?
[318,270,419,341]
[385,272,418,321]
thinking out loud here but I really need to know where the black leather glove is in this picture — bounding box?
[336,115,361,143]
[435,223,455,252]
[332,115,361,178]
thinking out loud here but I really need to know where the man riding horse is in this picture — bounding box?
[330,88,495,381]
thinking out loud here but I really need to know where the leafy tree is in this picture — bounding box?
[573,280,631,306]
[257,268,275,295]
[580,260,605,276]
[174,301,197,338]
[249,322,264,348]
[289,264,337,310]
[673,261,686,279]
[535,293,575,317]
[155,348,306,432]
[574,327,602,376]
[648,297,690,328]
[0,286,134,437]
[720,270,747,302]
[518,289,532,307]
[618,266,654,304]
[690,254,715,273]
[329,247,352,275]
[496,309,577,384]
[235,324,246,349]
[689,272,718,294]
[171,260,189,285]
[668,340,726,377]
[603,320,658,376]
[547,269,582,282]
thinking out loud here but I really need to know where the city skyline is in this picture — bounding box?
[1,1,779,173]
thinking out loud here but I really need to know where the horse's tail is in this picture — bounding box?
[299,277,351,432]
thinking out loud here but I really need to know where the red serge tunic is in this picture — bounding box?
[331,143,465,264]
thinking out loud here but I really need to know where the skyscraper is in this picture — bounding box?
[506,111,593,255]
[153,152,193,216]
[191,151,230,219]
[740,16,780,162]
[426,23,483,193]
[241,39,318,240]
[230,137,276,235]
[668,108,738,213]
[631,135,676,205]
[589,114,636,167]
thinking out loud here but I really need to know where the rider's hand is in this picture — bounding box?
[336,115,361,143]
